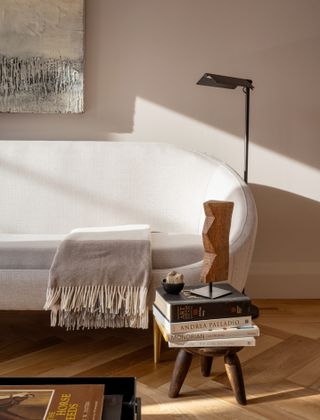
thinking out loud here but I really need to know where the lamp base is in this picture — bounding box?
[190,284,232,300]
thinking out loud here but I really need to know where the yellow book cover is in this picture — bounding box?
[0,384,105,420]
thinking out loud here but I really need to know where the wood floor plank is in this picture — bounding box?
[142,380,259,420]
[243,380,320,420]
[238,333,283,364]
[257,324,292,340]
[41,340,151,377]
[238,335,320,385]
[287,354,320,388]
[258,318,320,340]
[76,346,154,377]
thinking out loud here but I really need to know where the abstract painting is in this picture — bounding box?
[0,0,84,113]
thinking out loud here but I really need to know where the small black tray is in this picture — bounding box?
[0,376,141,420]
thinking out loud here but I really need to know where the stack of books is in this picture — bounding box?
[153,283,259,348]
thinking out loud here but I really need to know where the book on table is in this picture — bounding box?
[153,304,253,335]
[168,336,256,348]
[0,383,105,420]
[154,283,252,322]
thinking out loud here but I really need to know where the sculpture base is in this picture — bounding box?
[190,284,232,299]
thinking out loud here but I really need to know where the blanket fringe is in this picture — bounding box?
[44,285,149,330]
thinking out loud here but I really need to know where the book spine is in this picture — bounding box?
[171,301,252,322]
[168,336,256,348]
[170,316,252,333]
[168,325,259,342]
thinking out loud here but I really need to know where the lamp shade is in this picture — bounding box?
[197,73,253,90]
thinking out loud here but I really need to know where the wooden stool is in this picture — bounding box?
[169,346,247,405]
[153,319,247,405]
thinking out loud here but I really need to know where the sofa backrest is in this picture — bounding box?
[0,141,251,240]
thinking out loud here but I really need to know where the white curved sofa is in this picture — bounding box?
[0,141,257,310]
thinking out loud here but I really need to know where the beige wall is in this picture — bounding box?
[1,0,319,297]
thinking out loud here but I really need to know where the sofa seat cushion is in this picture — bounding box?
[0,232,203,270]
[0,234,64,270]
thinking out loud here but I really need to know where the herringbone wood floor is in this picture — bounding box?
[0,300,319,419]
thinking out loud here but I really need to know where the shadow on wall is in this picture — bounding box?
[246,184,320,298]
[0,0,319,173]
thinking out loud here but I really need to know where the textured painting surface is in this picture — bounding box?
[0,0,84,113]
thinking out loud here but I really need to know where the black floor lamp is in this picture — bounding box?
[197,73,254,183]
[190,73,256,304]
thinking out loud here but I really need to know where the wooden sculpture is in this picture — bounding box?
[201,200,234,282]
[192,200,234,298]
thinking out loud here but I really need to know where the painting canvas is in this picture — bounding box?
[0,0,84,113]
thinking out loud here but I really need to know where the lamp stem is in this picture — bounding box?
[244,87,250,183]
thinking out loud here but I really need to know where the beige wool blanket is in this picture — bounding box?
[44,225,151,330]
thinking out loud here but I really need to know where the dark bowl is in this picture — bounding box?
[162,279,184,294]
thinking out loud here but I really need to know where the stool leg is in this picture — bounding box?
[224,353,247,405]
[169,349,193,398]
[153,317,162,364]
[200,355,213,377]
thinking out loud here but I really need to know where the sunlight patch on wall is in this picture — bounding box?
[111,97,320,202]
[111,96,244,176]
